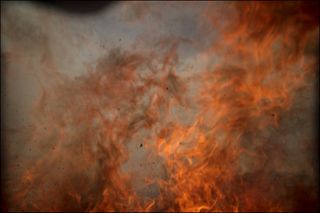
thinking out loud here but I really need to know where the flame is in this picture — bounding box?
[3,1,319,212]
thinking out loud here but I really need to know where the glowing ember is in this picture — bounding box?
[1,1,319,212]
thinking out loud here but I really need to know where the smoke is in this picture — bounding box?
[1,1,319,212]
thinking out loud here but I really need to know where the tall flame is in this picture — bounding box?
[3,1,319,212]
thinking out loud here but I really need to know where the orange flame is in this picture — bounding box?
[3,1,319,212]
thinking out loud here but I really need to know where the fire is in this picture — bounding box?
[2,1,319,212]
